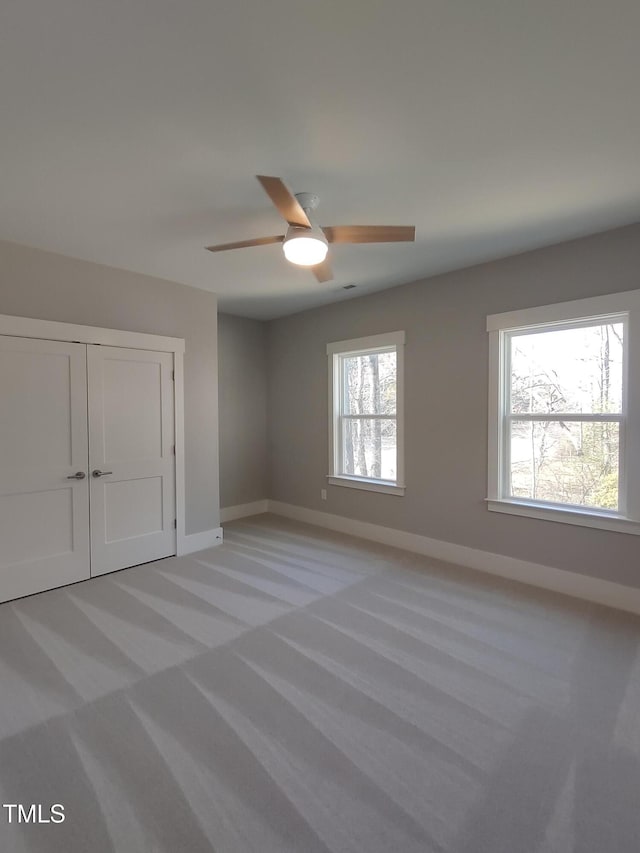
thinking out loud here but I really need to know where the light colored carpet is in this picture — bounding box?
[1,514,639,852]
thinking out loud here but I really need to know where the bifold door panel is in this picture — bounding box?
[0,337,176,603]
[0,336,91,601]
[88,345,176,576]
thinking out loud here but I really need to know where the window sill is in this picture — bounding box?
[328,475,405,496]
[487,498,640,535]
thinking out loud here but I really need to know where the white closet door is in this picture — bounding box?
[88,345,176,576]
[0,336,90,602]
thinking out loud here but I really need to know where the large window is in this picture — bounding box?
[327,332,405,495]
[487,290,640,534]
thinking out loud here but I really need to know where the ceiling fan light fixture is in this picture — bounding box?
[282,226,328,266]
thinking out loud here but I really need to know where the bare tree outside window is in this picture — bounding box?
[508,322,624,510]
[340,350,397,481]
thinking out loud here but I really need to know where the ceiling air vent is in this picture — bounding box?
[343,284,356,290]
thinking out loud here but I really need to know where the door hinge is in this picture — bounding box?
[172,445,176,455]
[173,519,177,529]
[171,371,175,381]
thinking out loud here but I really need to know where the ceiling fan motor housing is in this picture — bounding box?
[294,192,320,213]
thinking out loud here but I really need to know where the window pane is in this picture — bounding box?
[509,420,619,510]
[342,351,396,415]
[341,418,396,481]
[510,323,623,415]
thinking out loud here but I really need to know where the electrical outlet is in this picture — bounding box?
[321,489,327,501]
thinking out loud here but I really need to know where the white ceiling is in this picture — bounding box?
[1,1,639,319]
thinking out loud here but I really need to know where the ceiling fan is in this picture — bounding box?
[205,175,416,283]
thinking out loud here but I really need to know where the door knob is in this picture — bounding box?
[67,471,86,480]
[92,469,113,478]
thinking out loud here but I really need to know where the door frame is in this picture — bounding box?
[0,314,189,556]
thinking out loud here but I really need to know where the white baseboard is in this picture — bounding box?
[220,500,269,523]
[268,500,640,616]
[179,527,223,556]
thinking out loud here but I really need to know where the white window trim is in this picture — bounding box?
[327,331,405,496]
[487,289,640,535]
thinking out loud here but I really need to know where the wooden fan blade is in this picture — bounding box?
[312,260,334,283]
[206,235,284,253]
[256,176,312,228]
[322,225,415,244]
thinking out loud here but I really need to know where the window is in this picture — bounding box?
[487,290,640,534]
[327,332,405,495]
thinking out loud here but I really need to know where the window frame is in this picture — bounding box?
[487,289,640,535]
[327,331,405,495]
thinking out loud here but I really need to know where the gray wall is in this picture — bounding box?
[218,313,268,508]
[0,239,219,536]
[268,222,640,589]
